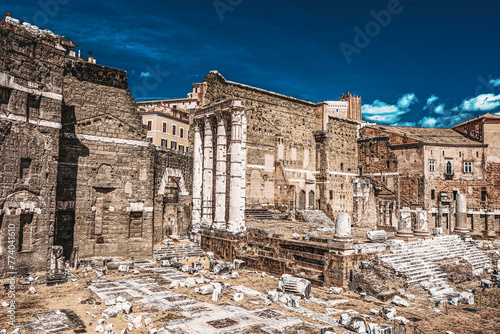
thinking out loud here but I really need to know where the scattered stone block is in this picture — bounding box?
[105,299,116,306]
[231,292,244,301]
[392,296,409,307]
[198,285,214,295]
[292,233,300,240]
[162,260,171,267]
[231,272,239,279]
[394,316,409,325]
[381,306,397,320]
[261,272,267,278]
[268,290,279,302]
[345,316,367,333]
[118,265,129,272]
[404,294,415,301]
[360,261,372,269]
[184,278,196,288]
[122,302,133,314]
[212,287,221,301]
[367,230,387,242]
[206,252,214,260]
[104,324,114,334]
[169,281,180,289]
[233,259,245,270]
[481,279,492,288]
[95,324,105,332]
[192,262,203,270]
[28,286,36,294]
[278,274,311,298]
[459,291,474,305]
[340,313,349,326]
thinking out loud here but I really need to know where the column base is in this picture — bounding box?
[453,228,470,234]
[413,231,431,238]
[394,231,415,241]
[329,237,353,251]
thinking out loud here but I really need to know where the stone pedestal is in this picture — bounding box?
[454,193,470,233]
[332,213,353,250]
[395,210,414,240]
[413,209,430,237]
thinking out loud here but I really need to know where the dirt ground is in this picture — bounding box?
[1,236,500,333]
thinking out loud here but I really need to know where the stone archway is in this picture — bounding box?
[0,190,43,256]
[158,168,188,196]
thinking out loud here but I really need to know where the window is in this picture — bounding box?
[186,147,189,153]
[446,161,452,174]
[386,161,390,169]
[173,105,177,109]
[161,138,167,147]
[195,87,198,93]
[340,163,344,171]
[147,137,152,143]
[431,189,435,200]
[329,190,333,200]
[358,167,363,176]
[20,158,31,180]
[481,190,487,201]
[147,120,152,131]
[381,175,386,183]
[163,177,179,204]
[19,213,33,252]
[180,128,184,139]
[171,141,177,150]
[429,160,435,172]
[172,124,177,136]
[464,161,472,173]
[179,145,184,152]
[162,122,167,133]
[129,212,143,238]
[453,190,458,200]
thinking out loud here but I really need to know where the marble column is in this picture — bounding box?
[201,117,214,227]
[395,209,414,240]
[214,115,227,230]
[454,193,469,233]
[385,201,391,226]
[228,110,245,233]
[334,213,352,240]
[191,121,203,230]
[240,113,247,226]
[413,209,430,237]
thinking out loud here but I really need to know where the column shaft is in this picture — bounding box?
[192,122,203,229]
[228,110,244,233]
[201,118,214,226]
[214,116,227,229]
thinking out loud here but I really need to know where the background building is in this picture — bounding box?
[137,84,206,151]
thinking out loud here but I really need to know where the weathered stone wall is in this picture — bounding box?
[59,59,155,258]
[201,72,358,213]
[0,17,71,273]
[153,148,193,242]
[323,117,358,217]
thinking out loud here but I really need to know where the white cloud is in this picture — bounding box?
[426,94,439,105]
[397,93,418,109]
[434,104,445,114]
[419,117,437,127]
[489,78,500,88]
[362,100,404,123]
[362,93,417,124]
[460,93,500,111]
[140,72,152,78]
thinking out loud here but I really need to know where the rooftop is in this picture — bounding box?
[371,125,485,146]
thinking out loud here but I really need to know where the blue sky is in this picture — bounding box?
[6,0,500,127]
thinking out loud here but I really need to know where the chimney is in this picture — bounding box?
[87,50,96,64]
[77,50,81,58]
[4,12,12,20]
[69,49,76,57]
